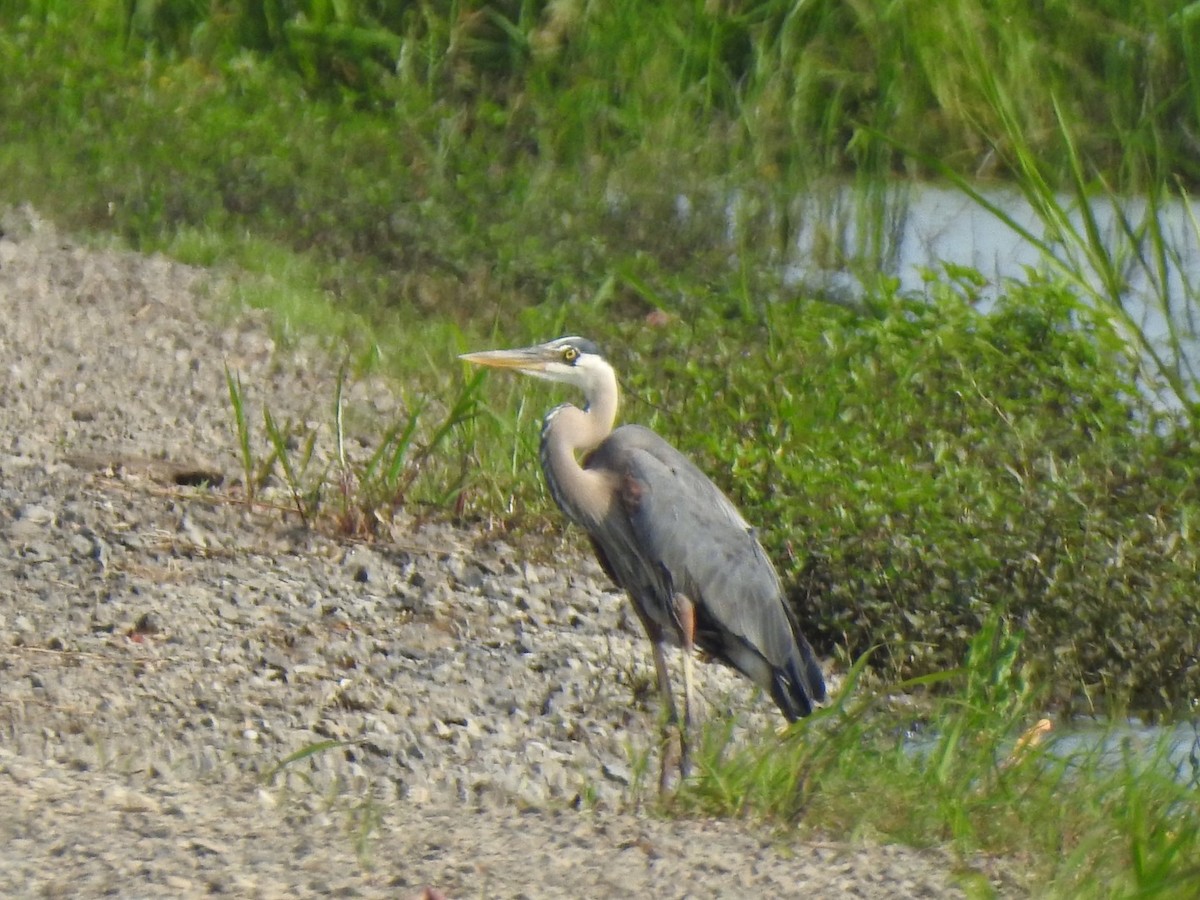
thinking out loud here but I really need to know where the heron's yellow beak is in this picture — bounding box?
[459,346,554,373]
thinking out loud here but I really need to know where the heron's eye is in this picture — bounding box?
[562,346,580,364]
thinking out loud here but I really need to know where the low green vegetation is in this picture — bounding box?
[224,359,484,533]
[615,278,1199,716]
[4,1,1200,892]
[676,618,1200,896]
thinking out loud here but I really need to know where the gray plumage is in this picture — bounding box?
[579,423,826,719]
[461,335,826,784]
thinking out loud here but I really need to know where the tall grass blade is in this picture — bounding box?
[263,406,311,527]
[261,739,350,785]
[383,401,426,488]
[334,363,348,473]
[395,370,485,498]
[224,364,256,505]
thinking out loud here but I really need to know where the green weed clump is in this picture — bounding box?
[223,362,483,536]
[673,618,1200,897]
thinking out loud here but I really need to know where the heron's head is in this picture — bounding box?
[460,336,613,400]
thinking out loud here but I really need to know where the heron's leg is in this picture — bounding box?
[631,604,681,792]
[673,593,696,781]
[649,638,682,793]
[649,639,678,725]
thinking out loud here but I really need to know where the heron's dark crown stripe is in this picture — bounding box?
[549,335,602,359]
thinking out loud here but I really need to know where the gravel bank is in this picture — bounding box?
[0,207,1017,897]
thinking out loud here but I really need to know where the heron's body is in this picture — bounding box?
[461,336,826,785]
[570,422,825,720]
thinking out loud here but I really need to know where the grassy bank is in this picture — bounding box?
[5,1,1200,305]
[2,3,1200,892]
[674,618,1200,897]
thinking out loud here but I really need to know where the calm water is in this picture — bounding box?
[1047,718,1200,783]
[901,717,1200,784]
[781,183,1200,406]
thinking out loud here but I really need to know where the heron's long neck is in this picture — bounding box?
[539,369,619,525]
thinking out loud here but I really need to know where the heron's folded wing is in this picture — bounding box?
[616,438,799,672]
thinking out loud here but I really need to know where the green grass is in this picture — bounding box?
[222,356,484,535]
[672,619,1200,896]
[5,2,1200,315]
[3,2,1200,890]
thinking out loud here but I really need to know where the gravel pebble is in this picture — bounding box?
[0,206,1022,897]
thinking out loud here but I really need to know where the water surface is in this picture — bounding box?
[781,182,1200,406]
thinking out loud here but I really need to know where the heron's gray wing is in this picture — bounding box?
[598,427,800,675]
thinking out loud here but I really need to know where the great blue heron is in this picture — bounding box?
[461,336,826,786]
